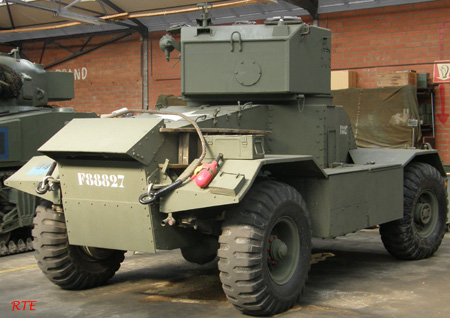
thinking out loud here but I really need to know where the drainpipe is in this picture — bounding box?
[141,29,149,110]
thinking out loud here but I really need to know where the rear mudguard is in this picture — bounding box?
[350,148,446,177]
[160,154,326,213]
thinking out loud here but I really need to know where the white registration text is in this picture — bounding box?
[77,173,125,188]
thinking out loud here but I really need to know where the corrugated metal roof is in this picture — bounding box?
[0,0,438,43]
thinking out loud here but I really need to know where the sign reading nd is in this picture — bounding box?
[433,61,450,83]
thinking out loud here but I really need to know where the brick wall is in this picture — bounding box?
[2,0,450,161]
[22,33,144,114]
[23,32,183,116]
[0,44,12,52]
[19,32,182,114]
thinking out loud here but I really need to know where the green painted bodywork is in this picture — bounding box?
[5,19,447,252]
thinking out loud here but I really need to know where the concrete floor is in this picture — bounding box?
[1,229,449,318]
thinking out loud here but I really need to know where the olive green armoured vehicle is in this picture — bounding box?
[6,6,448,316]
[0,49,96,256]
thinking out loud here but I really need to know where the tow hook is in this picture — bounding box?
[35,161,58,195]
[139,179,183,205]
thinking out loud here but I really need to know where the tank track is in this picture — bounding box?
[0,216,34,256]
[0,171,35,256]
[0,236,33,256]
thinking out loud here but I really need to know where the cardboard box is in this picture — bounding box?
[376,70,417,87]
[331,70,358,90]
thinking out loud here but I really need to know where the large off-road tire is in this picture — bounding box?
[218,181,311,316]
[33,205,125,289]
[380,162,447,260]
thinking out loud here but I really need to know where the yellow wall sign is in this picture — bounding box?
[434,61,450,83]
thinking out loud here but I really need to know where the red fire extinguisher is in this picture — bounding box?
[191,153,223,188]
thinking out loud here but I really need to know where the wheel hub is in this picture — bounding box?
[413,190,439,237]
[415,202,432,225]
[268,235,288,262]
[266,216,301,285]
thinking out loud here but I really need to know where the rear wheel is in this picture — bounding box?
[380,162,447,260]
[218,181,311,316]
[33,205,125,289]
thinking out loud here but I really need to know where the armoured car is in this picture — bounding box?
[6,6,447,316]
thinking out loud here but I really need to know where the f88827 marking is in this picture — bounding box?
[77,173,124,188]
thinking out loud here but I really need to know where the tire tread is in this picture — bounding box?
[218,181,311,316]
[32,205,125,290]
[380,162,447,260]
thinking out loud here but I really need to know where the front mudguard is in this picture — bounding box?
[5,156,61,205]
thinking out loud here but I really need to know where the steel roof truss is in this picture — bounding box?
[5,0,15,29]
[43,30,133,69]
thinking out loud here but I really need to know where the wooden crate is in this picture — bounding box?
[376,70,417,87]
[331,70,358,90]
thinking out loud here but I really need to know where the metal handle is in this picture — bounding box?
[230,31,242,52]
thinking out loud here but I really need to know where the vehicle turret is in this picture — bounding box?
[0,48,73,110]
[161,14,330,104]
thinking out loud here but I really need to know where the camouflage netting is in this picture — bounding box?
[0,63,22,99]
[332,85,421,149]
[156,94,187,107]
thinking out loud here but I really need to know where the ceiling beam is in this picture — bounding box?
[100,0,147,32]
[5,0,15,29]
[44,30,133,69]
[53,0,106,16]
[283,0,318,19]
[128,0,274,19]
[0,0,275,34]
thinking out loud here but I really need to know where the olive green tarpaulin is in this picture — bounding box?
[332,85,421,149]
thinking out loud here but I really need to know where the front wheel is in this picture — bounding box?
[33,205,125,289]
[380,162,448,260]
[218,181,311,316]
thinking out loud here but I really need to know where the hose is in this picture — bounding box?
[105,109,208,204]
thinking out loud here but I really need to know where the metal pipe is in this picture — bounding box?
[141,31,149,110]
